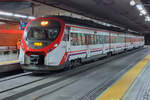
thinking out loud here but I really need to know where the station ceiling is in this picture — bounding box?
[0,0,150,34]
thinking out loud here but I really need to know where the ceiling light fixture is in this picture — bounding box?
[130,0,136,6]
[141,10,147,15]
[136,4,143,11]
[139,13,143,16]
[0,11,13,16]
[135,3,150,22]
[14,14,28,18]
[28,16,36,19]
[0,10,35,20]
[145,16,150,21]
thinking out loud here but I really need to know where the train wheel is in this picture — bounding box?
[64,61,73,71]
[74,59,82,68]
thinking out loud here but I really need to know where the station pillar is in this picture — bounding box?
[144,34,150,45]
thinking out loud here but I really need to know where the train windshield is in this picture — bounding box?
[26,19,61,41]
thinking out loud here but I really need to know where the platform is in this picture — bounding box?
[122,60,150,100]
[0,53,18,62]
[0,53,20,73]
[96,49,150,100]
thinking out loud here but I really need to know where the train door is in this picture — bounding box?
[109,32,112,53]
[65,26,71,53]
[87,34,91,57]
[103,32,109,54]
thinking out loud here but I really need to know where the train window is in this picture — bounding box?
[111,36,114,43]
[118,36,120,43]
[94,35,96,44]
[116,36,119,43]
[81,34,85,45]
[71,33,77,46]
[91,35,94,44]
[119,36,122,43]
[63,34,69,41]
[103,35,106,43]
[96,35,99,44]
[122,37,125,43]
[99,35,103,44]
[103,35,109,43]
[88,35,91,45]
[85,34,88,45]
[77,33,82,45]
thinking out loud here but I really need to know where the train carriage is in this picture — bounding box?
[19,16,144,72]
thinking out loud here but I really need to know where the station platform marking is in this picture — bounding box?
[96,54,150,100]
[0,60,19,65]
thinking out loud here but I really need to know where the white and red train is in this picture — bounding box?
[19,16,144,72]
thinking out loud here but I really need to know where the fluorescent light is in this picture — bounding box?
[145,16,150,21]
[139,13,143,16]
[28,16,36,19]
[0,22,5,24]
[136,4,143,11]
[0,10,36,20]
[130,0,136,6]
[0,11,13,16]
[146,16,150,19]
[141,10,147,15]
[14,14,27,18]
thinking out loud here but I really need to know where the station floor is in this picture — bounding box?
[0,46,150,100]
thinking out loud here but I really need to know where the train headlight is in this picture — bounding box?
[54,44,58,47]
[34,42,43,46]
[41,21,48,26]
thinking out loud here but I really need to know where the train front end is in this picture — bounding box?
[19,17,66,72]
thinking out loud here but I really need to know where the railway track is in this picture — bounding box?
[0,47,145,100]
[0,72,32,82]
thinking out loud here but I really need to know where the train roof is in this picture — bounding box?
[44,15,142,36]
[46,15,122,31]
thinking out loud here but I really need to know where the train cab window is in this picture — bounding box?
[26,20,61,41]
[28,28,48,40]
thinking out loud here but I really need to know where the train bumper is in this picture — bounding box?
[21,64,65,72]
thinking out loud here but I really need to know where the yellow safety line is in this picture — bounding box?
[96,54,150,100]
[0,60,19,65]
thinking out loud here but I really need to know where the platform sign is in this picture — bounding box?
[20,22,27,30]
